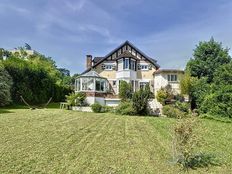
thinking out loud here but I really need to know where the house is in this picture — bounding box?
[75,41,184,107]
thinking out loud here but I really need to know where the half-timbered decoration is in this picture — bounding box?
[75,41,184,107]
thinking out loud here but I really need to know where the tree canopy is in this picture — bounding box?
[186,38,231,83]
[1,49,73,105]
[0,62,12,106]
[185,38,232,118]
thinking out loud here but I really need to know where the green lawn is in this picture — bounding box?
[0,108,232,173]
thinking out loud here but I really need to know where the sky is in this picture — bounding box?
[1,0,232,74]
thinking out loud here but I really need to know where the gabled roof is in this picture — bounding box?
[93,57,104,64]
[82,40,160,74]
[81,70,101,77]
[115,50,139,61]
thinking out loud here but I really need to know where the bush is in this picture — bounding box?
[175,101,190,113]
[102,105,114,113]
[156,85,175,105]
[65,92,86,106]
[162,105,186,119]
[173,118,219,170]
[156,88,169,105]
[115,101,135,115]
[119,81,132,101]
[91,103,102,113]
[132,84,151,115]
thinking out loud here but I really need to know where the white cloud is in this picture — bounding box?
[0,3,30,15]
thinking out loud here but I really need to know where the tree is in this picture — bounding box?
[0,63,12,106]
[180,72,194,96]
[58,68,70,76]
[24,43,31,50]
[200,62,232,118]
[3,54,72,104]
[71,73,79,85]
[132,84,151,115]
[186,38,231,83]
[213,62,232,86]
[119,81,132,101]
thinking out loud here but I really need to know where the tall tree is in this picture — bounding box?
[186,37,231,83]
[0,62,12,106]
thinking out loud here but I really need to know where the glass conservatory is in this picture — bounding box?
[75,70,110,93]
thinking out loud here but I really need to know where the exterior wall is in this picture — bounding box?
[86,96,105,105]
[136,61,157,80]
[93,59,157,94]
[154,72,183,95]
[94,62,117,79]
[105,99,121,106]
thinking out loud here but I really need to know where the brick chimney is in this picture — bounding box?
[86,55,92,69]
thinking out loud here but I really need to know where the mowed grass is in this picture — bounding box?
[0,108,232,173]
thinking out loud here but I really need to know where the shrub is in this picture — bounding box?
[65,92,86,106]
[162,105,186,119]
[115,101,135,115]
[173,118,219,170]
[132,85,151,115]
[75,92,86,106]
[91,103,102,113]
[119,81,132,101]
[175,101,190,113]
[156,85,174,105]
[156,88,169,105]
[173,118,199,170]
[102,105,114,113]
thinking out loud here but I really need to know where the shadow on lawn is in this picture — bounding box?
[0,109,14,114]
[173,152,221,171]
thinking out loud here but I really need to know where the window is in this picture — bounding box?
[168,74,177,82]
[76,79,80,91]
[82,78,94,91]
[140,65,148,70]
[113,81,116,86]
[105,65,113,70]
[140,82,148,89]
[131,60,136,70]
[96,79,106,92]
[124,58,129,69]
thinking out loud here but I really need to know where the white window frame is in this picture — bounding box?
[167,74,178,82]
[131,59,136,71]
[105,65,113,70]
[124,58,129,70]
[140,64,149,70]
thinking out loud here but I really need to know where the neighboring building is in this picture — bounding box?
[9,48,38,59]
[154,69,184,95]
[10,48,38,57]
[75,41,184,107]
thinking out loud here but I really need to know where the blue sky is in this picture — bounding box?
[1,0,232,74]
